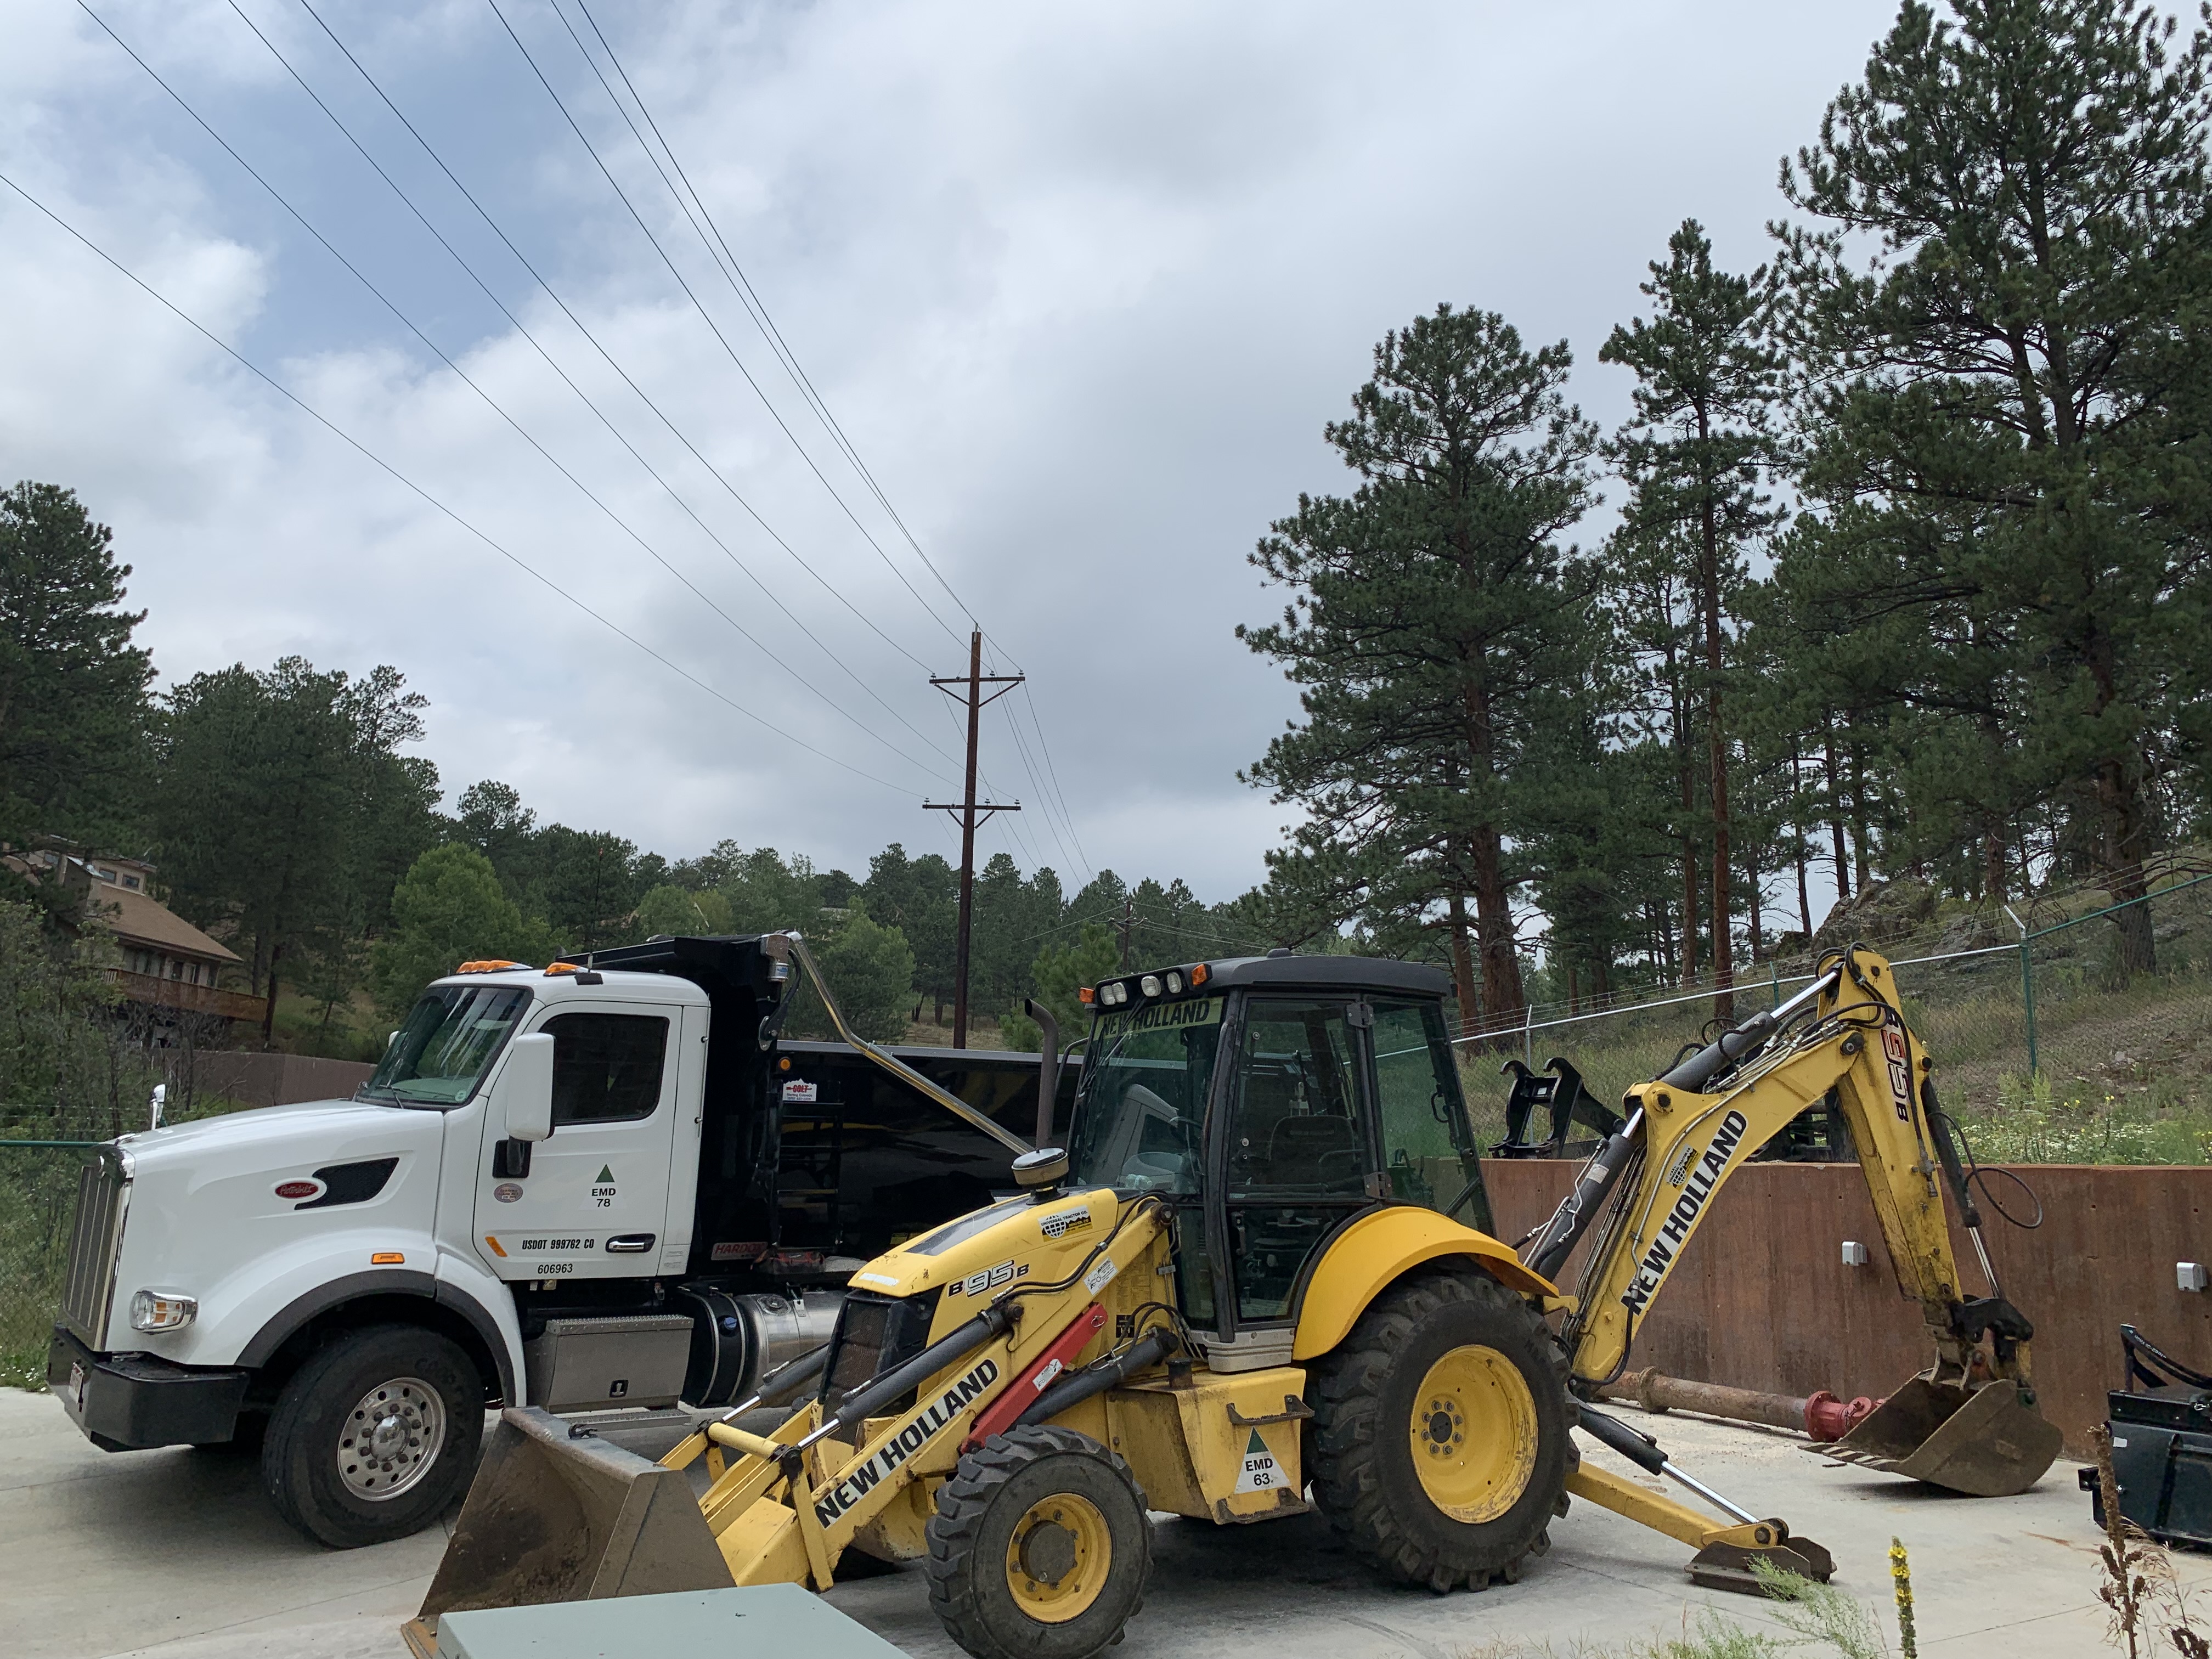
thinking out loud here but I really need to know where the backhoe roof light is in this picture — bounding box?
[1079,986,1095,1005]
[1189,962,1210,985]
[1139,974,1162,998]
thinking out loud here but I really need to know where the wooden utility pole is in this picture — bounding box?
[926,630,1022,1048]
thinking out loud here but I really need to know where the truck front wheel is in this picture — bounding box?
[261,1323,483,1548]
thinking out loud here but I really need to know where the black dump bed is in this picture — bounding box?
[559,934,1075,1271]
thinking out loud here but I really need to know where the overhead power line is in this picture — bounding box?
[567,0,982,637]
[999,698,1082,878]
[227,0,967,781]
[283,0,944,686]
[1019,684,1092,873]
[0,167,911,795]
[539,2,1098,872]
[484,0,973,650]
[78,0,953,792]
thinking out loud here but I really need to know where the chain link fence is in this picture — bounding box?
[0,994,261,1390]
[1452,869,2212,1164]
[0,1143,96,1389]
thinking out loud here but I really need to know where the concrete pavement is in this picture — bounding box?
[2,1384,2184,1658]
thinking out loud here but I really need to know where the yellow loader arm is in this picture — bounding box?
[1527,945,2060,1499]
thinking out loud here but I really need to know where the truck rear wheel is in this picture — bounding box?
[261,1323,482,1549]
[1306,1268,1568,1592]
[924,1425,1153,1659]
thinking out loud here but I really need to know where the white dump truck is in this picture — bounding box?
[46,933,1070,1548]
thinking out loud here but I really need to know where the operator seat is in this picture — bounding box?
[1234,1070,1304,1181]
[1266,1114,1363,1193]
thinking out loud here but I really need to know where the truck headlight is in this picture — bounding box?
[130,1289,198,1332]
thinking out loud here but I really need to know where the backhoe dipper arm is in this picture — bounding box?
[1560,948,2023,1392]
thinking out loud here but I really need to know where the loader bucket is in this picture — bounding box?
[417,1408,733,1621]
[1822,1375,2061,1497]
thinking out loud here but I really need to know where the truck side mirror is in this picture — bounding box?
[501,1032,556,1142]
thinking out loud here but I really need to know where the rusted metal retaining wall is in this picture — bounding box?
[1482,1159,2212,1460]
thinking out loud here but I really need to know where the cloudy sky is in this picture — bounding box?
[0,0,1900,905]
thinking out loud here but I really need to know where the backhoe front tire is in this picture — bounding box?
[1307,1268,1569,1593]
[924,1425,1153,1659]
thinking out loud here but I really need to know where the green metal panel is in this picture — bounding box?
[437,1584,909,1659]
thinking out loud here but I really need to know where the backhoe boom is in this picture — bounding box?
[1550,946,2059,1497]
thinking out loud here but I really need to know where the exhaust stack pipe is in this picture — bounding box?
[1024,997,1062,1148]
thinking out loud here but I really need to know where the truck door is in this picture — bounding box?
[478,1002,682,1281]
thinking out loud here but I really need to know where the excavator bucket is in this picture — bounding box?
[1822,1375,2062,1497]
[410,1408,732,1637]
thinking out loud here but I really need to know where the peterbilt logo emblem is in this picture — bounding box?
[274,1180,323,1201]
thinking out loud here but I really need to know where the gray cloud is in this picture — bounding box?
[1,0,1898,897]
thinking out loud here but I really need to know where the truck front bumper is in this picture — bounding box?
[47,1325,250,1451]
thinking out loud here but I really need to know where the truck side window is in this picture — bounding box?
[546,1012,669,1125]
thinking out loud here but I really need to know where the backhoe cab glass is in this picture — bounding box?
[1070,995,1223,1193]
[361,984,531,1107]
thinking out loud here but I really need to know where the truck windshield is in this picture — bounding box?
[360,985,531,1107]
[1069,996,1223,1193]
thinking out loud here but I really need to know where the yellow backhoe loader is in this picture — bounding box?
[407,944,2060,1659]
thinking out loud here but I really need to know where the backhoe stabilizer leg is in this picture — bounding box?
[1565,1464,1835,1593]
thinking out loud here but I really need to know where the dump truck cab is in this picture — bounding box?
[48,933,1073,1554]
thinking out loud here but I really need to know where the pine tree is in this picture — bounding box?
[155,657,437,1039]
[1602,221,1785,1014]
[0,482,154,898]
[861,843,958,1021]
[1241,305,1602,1031]
[1774,0,2212,969]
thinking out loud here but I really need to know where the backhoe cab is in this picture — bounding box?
[411,945,2057,1659]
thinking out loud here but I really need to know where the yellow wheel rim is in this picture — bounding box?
[1408,1344,1539,1523]
[1003,1492,1111,1624]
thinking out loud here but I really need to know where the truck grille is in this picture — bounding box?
[60,1150,128,1347]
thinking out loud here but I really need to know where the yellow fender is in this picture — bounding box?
[1292,1207,1556,1361]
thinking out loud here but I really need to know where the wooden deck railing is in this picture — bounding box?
[107,969,269,1025]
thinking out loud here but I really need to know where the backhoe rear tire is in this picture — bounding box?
[1307,1268,1569,1593]
[924,1424,1152,1659]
